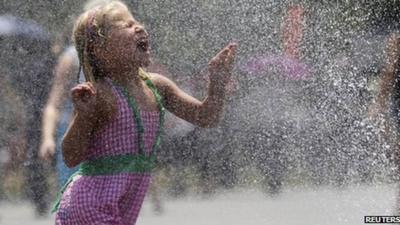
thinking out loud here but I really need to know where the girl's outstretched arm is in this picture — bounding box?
[152,43,237,127]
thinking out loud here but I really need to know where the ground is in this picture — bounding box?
[0,184,397,225]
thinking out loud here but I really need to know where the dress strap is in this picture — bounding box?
[109,68,165,155]
[139,68,165,153]
[116,85,146,154]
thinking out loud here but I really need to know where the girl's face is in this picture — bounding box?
[101,6,150,68]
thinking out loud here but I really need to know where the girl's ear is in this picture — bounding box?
[97,28,107,39]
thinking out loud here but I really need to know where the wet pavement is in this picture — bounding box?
[0,184,397,225]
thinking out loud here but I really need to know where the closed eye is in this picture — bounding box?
[126,20,136,28]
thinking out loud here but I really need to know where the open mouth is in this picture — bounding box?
[137,38,149,52]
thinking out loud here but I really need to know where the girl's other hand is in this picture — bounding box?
[71,82,97,116]
[208,42,238,83]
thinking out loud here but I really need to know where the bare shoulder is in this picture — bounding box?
[147,72,177,95]
[148,72,174,86]
[57,49,79,72]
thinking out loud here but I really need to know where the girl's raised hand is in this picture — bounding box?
[71,82,97,116]
[208,42,238,83]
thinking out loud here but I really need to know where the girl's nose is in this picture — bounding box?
[135,26,147,36]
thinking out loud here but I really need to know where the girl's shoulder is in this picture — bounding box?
[147,72,176,91]
[147,72,178,99]
[147,72,164,82]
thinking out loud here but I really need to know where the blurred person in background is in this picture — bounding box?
[366,2,400,212]
[0,15,55,216]
[0,72,26,200]
[368,33,400,213]
[238,3,308,194]
[369,33,400,160]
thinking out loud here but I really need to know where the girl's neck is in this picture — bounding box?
[104,65,143,89]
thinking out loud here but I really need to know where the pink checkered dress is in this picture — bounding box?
[55,80,160,225]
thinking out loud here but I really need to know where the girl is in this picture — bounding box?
[53,1,237,224]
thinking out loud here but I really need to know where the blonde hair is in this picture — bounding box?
[72,0,130,82]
